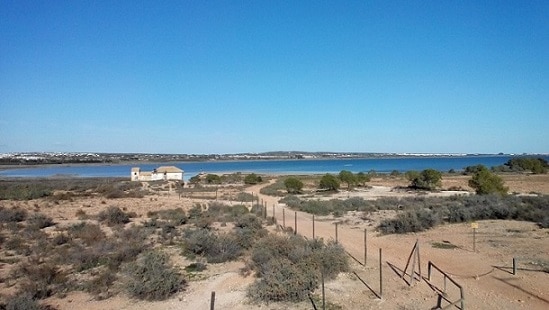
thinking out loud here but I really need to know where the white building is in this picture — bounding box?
[131,166,184,181]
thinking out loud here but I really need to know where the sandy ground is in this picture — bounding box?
[1,174,548,309]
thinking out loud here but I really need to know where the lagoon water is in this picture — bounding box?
[2,155,545,181]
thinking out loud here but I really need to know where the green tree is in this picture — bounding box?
[188,175,201,184]
[206,174,221,184]
[468,165,508,195]
[356,172,371,186]
[319,174,340,191]
[408,169,442,190]
[338,170,356,190]
[284,177,304,194]
[505,157,548,174]
[244,173,262,184]
[464,164,487,175]
[405,170,420,182]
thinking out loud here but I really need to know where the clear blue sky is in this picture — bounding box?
[1,1,548,154]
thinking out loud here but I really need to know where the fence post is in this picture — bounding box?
[364,229,367,267]
[379,248,383,299]
[272,204,275,222]
[513,257,517,275]
[210,291,215,310]
[312,215,315,239]
[335,222,338,243]
[283,208,285,227]
[294,211,297,235]
[473,227,476,252]
[321,270,326,310]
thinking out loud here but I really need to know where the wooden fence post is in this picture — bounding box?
[364,229,367,267]
[210,291,215,310]
[321,270,326,310]
[294,211,297,235]
[379,248,383,299]
[312,215,315,239]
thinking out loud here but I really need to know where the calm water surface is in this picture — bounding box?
[2,155,545,181]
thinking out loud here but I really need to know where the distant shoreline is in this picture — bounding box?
[0,153,525,171]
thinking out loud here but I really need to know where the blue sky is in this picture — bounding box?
[1,1,547,154]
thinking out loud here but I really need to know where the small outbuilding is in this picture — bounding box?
[131,166,183,181]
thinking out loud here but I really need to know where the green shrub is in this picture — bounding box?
[248,234,348,303]
[229,204,249,218]
[235,214,263,231]
[378,209,441,234]
[260,178,287,196]
[123,250,185,301]
[185,262,207,272]
[236,192,254,202]
[0,182,52,200]
[319,174,340,191]
[248,257,316,302]
[244,173,263,184]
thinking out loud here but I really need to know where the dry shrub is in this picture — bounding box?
[182,228,242,263]
[83,267,117,299]
[27,213,54,229]
[0,206,27,223]
[3,293,42,310]
[123,250,185,301]
[69,222,105,246]
[13,262,68,299]
[247,234,348,303]
[97,206,131,226]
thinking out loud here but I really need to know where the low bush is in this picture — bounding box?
[236,192,254,202]
[123,250,185,301]
[68,222,106,246]
[247,234,348,303]
[97,206,131,226]
[84,267,117,299]
[377,194,549,233]
[185,262,207,272]
[182,228,243,263]
[0,182,52,200]
[27,213,55,229]
[0,206,28,223]
[13,262,68,299]
[378,209,441,234]
[3,293,42,310]
[148,208,187,226]
[260,178,287,196]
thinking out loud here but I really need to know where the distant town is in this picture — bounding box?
[0,151,539,166]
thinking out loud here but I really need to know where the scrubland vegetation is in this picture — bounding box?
[0,178,348,309]
[1,160,548,309]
